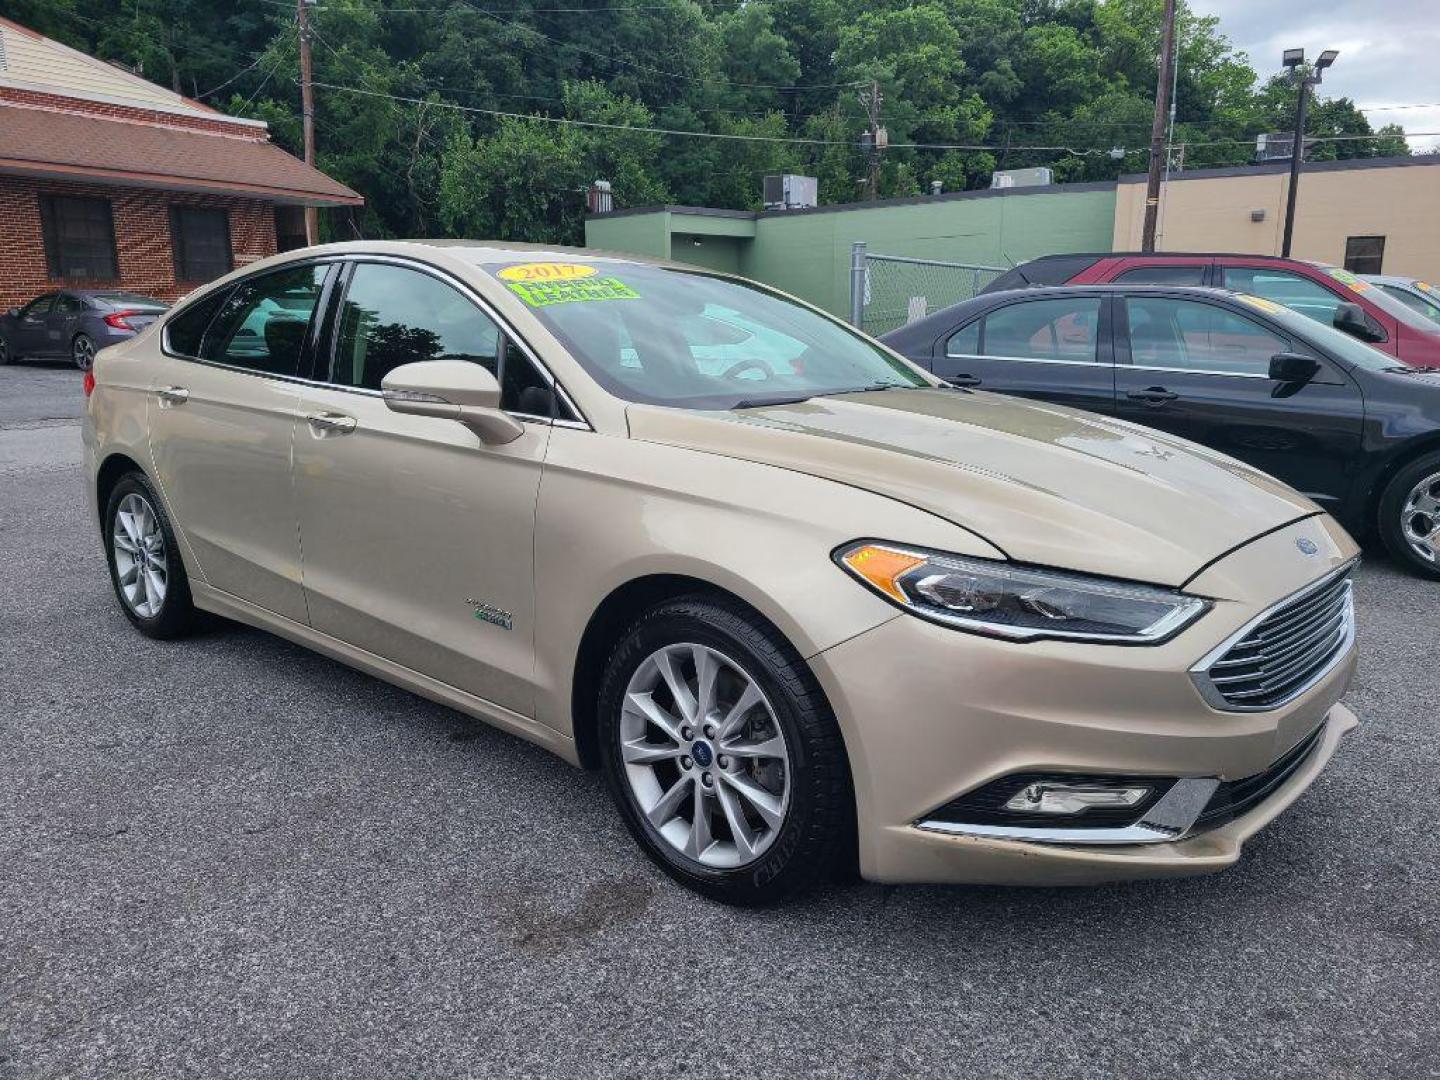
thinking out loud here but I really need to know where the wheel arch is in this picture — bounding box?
[96,450,148,525]
[1364,434,1440,536]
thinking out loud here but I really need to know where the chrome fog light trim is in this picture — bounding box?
[1002,782,1152,816]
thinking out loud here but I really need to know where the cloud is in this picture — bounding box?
[1191,0,1440,151]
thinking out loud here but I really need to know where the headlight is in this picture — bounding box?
[835,542,1209,644]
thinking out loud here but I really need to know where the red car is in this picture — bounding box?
[983,252,1440,367]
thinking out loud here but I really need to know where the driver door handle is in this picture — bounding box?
[1126,387,1178,405]
[306,411,357,435]
[155,386,189,405]
[946,373,982,387]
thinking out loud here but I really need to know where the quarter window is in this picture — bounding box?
[40,196,117,280]
[979,298,1102,362]
[944,320,980,357]
[171,207,233,283]
[165,289,230,357]
[1125,297,1288,375]
[200,264,328,376]
[331,263,556,415]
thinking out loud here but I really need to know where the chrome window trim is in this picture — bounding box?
[942,351,1105,367]
[159,253,592,431]
[1188,561,1358,713]
[915,777,1222,846]
[1125,363,1270,379]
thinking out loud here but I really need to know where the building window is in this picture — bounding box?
[39,195,118,280]
[171,207,233,282]
[1343,236,1385,276]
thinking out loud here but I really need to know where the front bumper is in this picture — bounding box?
[809,515,1361,885]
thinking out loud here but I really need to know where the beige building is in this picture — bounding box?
[1114,155,1440,279]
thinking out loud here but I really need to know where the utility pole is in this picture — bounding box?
[859,80,885,201]
[297,0,318,245]
[1280,48,1338,258]
[1140,0,1177,252]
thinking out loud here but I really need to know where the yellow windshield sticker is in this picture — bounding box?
[1326,267,1370,292]
[1236,293,1285,314]
[497,262,598,283]
[506,276,640,307]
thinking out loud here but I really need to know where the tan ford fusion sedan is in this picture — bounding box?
[82,241,1360,904]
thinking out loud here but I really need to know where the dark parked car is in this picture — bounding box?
[0,290,168,371]
[981,252,1440,368]
[883,284,1440,578]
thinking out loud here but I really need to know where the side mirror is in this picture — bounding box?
[1269,352,1321,384]
[1332,302,1385,343]
[5,308,17,318]
[381,359,524,445]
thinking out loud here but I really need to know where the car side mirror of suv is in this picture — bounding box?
[1269,352,1321,384]
[1332,302,1385,343]
[381,359,524,445]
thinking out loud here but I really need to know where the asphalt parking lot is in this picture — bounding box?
[1,361,1437,1080]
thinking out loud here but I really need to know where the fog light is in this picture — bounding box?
[1003,783,1151,816]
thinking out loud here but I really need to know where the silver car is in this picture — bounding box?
[1361,274,1440,326]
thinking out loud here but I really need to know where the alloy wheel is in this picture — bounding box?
[1402,471,1440,563]
[113,492,168,617]
[73,335,94,371]
[619,642,791,869]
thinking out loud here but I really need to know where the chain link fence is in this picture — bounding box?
[848,243,1006,336]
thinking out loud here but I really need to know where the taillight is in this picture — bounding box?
[83,369,96,397]
[103,309,142,331]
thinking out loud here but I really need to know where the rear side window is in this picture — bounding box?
[1113,265,1206,285]
[979,297,1102,362]
[165,290,229,357]
[331,262,559,416]
[201,264,327,376]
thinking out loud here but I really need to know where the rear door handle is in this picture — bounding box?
[946,373,982,387]
[306,411,357,435]
[1126,387,1178,405]
[155,386,189,405]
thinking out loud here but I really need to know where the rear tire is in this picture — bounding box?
[598,595,853,905]
[72,333,95,371]
[103,472,199,638]
[1377,451,1440,580]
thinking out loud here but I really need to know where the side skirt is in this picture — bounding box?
[191,581,582,766]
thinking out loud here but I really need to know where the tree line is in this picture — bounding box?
[4,0,1413,244]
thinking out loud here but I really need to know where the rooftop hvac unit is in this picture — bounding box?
[990,167,1054,190]
[763,174,819,211]
[1255,133,1314,164]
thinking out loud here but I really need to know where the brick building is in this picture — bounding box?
[0,16,361,311]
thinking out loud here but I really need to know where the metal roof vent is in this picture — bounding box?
[0,30,9,72]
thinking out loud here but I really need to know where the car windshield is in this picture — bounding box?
[1323,268,1440,331]
[480,259,929,409]
[1233,294,1409,372]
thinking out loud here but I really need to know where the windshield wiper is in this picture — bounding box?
[731,395,812,410]
[811,381,914,399]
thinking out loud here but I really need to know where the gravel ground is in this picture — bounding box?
[1,364,1436,1080]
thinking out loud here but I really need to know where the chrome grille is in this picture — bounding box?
[1195,566,1355,711]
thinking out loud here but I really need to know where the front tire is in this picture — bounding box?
[1378,452,1440,580]
[72,333,95,371]
[598,595,853,905]
[103,472,198,638]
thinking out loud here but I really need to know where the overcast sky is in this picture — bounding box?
[1191,0,1440,152]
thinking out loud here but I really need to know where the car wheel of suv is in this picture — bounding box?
[104,472,198,638]
[1378,451,1440,579]
[598,595,853,905]
[72,333,95,371]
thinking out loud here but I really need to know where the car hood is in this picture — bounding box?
[627,388,1320,587]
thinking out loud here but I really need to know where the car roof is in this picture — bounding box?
[1015,251,1333,265]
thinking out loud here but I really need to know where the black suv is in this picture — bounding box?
[882,284,1440,578]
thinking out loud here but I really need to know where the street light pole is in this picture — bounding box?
[1280,48,1337,259]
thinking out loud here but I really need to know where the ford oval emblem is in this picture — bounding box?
[1296,537,1319,556]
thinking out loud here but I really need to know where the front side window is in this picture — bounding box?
[1343,236,1385,275]
[40,196,117,280]
[480,259,928,409]
[18,294,56,319]
[200,264,327,376]
[1126,297,1288,375]
[171,207,233,283]
[1217,267,1344,327]
[979,297,1102,363]
[1113,265,1206,285]
[944,319,981,357]
[332,263,555,415]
